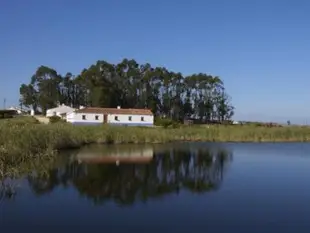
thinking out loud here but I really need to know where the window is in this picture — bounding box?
[82,115,86,120]
[114,116,118,121]
[141,116,144,121]
[95,115,99,120]
[128,116,132,121]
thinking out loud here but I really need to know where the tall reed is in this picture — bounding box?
[1,117,310,158]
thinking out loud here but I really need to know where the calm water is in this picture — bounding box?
[1,142,310,232]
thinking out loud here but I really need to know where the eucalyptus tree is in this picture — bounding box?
[19,58,234,121]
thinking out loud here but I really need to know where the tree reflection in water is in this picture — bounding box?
[26,145,233,205]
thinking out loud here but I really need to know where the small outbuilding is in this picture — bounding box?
[66,106,154,126]
[8,106,27,115]
[46,104,75,119]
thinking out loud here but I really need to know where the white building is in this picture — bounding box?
[46,104,76,119]
[8,106,25,115]
[66,106,154,126]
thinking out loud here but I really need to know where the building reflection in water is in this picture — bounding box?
[22,144,233,205]
[75,144,155,164]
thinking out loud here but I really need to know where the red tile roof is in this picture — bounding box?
[75,107,153,115]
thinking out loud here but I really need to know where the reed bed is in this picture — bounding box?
[1,117,310,158]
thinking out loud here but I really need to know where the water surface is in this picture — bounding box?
[1,142,310,232]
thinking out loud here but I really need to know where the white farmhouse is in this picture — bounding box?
[66,106,154,126]
[46,104,76,119]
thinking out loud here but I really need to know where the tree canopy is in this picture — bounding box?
[19,59,234,121]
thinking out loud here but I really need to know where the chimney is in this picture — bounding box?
[117,106,121,109]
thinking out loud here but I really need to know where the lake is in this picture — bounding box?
[1,142,310,232]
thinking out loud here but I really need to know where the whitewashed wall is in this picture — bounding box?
[47,111,69,119]
[66,112,104,125]
[46,110,58,117]
[107,114,153,126]
[66,112,154,126]
[46,106,75,118]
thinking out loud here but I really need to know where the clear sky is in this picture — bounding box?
[1,0,310,124]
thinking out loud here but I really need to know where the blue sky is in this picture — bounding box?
[1,0,310,124]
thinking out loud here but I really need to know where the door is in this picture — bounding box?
[103,114,108,123]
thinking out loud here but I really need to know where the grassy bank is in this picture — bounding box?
[1,117,310,158]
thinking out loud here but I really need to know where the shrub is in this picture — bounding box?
[155,117,180,128]
[0,113,14,119]
[49,116,65,124]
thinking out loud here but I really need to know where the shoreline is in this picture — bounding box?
[1,117,310,158]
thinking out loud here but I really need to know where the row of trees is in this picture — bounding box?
[19,59,234,121]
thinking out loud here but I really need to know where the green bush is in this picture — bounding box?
[49,116,64,124]
[0,116,39,126]
[0,114,13,119]
[155,117,180,128]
